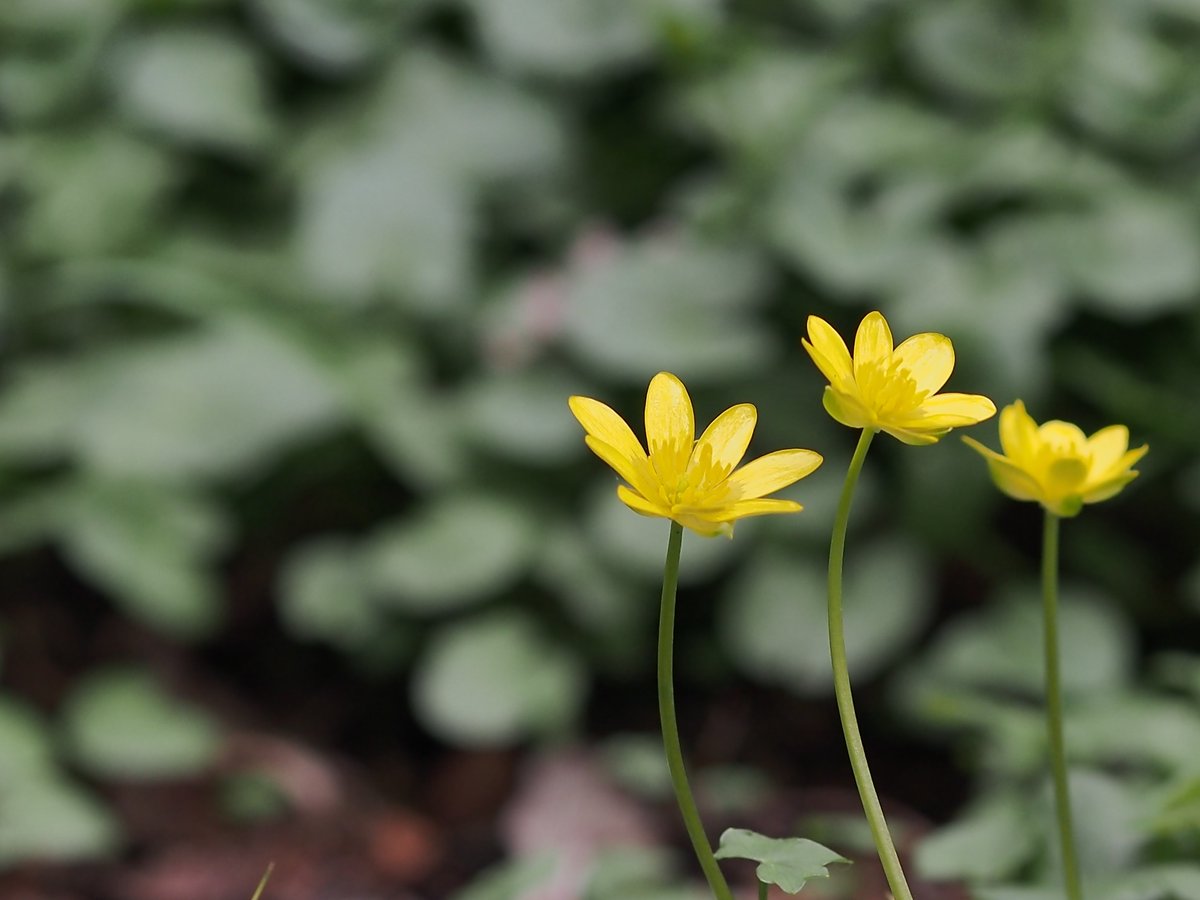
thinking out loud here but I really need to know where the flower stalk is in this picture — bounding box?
[658,521,734,900]
[1042,510,1083,900]
[827,427,914,900]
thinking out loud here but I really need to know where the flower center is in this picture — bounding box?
[1043,447,1090,496]
[858,357,929,418]
[663,442,734,508]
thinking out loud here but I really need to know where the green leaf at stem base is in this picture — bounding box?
[714,828,849,894]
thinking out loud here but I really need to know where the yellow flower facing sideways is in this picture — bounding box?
[963,400,1148,517]
[803,311,996,444]
[569,372,823,537]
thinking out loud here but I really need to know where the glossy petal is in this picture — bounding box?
[616,484,668,519]
[721,449,824,501]
[701,498,805,522]
[1081,471,1140,504]
[853,311,893,379]
[570,396,649,465]
[673,513,732,537]
[893,333,954,395]
[803,316,855,391]
[882,424,944,446]
[1086,425,1129,475]
[998,400,1040,469]
[823,387,872,430]
[585,436,659,501]
[963,437,1042,502]
[645,372,694,485]
[1115,444,1150,472]
[912,392,997,425]
[1038,420,1088,455]
[690,403,756,488]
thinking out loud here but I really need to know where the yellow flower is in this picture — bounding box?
[569,372,823,537]
[963,400,1148,517]
[802,311,996,445]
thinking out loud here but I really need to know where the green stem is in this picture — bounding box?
[1042,511,1083,900]
[827,428,914,900]
[658,521,734,900]
[758,880,769,900]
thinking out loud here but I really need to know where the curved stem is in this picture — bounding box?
[1042,511,1083,900]
[658,521,734,900]
[827,428,914,900]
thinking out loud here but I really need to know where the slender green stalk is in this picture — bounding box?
[658,521,734,900]
[1042,511,1083,900]
[758,880,768,900]
[250,863,274,900]
[827,428,914,900]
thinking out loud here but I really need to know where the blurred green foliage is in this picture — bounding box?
[1,0,1199,893]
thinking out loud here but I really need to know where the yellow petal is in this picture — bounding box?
[963,436,1043,502]
[881,424,945,445]
[569,395,648,462]
[893,332,954,395]
[902,392,997,428]
[1083,444,1147,497]
[721,448,823,500]
[585,436,660,501]
[616,484,669,519]
[645,372,694,485]
[803,316,854,390]
[701,497,805,522]
[1116,444,1149,471]
[1086,425,1129,475]
[1080,471,1139,505]
[689,402,756,488]
[1038,420,1088,455]
[998,401,1040,469]
[853,311,893,381]
[823,387,873,429]
[672,513,732,537]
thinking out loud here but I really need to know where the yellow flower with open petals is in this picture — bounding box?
[802,311,996,445]
[569,372,823,537]
[963,400,1148,517]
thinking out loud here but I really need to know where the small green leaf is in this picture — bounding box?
[919,585,1134,699]
[562,237,773,383]
[714,828,848,894]
[16,129,175,257]
[278,538,380,649]
[464,0,652,78]
[251,0,408,72]
[0,775,121,865]
[62,667,221,780]
[720,542,929,693]
[585,846,678,898]
[364,495,537,613]
[459,368,585,464]
[916,795,1040,881]
[451,854,556,900]
[75,325,342,480]
[60,479,228,638]
[411,612,586,746]
[110,28,274,152]
[295,146,471,310]
[0,697,56,785]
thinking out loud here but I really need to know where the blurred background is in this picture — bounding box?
[1,0,1199,898]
